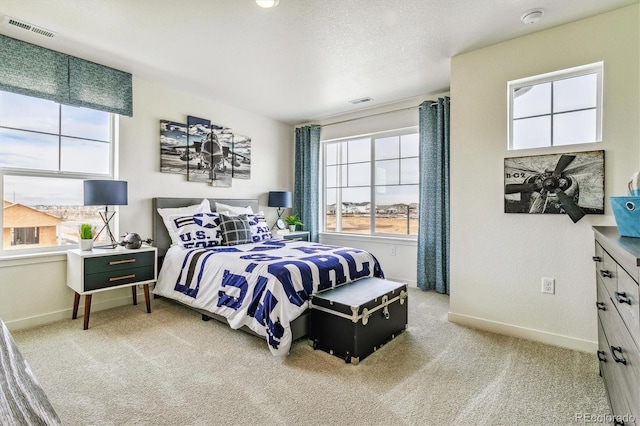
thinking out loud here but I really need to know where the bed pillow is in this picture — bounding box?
[214,202,254,216]
[219,214,253,245]
[157,199,211,245]
[247,213,273,242]
[167,212,223,249]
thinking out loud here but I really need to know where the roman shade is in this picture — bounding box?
[0,34,133,116]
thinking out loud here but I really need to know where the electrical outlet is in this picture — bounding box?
[390,246,396,256]
[542,277,555,294]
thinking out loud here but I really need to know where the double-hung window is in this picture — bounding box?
[508,62,603,150]
[0,90,115,254]
[323,127,419,237]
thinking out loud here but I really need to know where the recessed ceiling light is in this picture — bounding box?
[521,9,544,24]
[256,0,279,8]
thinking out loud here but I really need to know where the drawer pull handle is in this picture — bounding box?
[592,256,602,262]
[595,301,606,311]
[599,270,612,278]
[614,291,631,305]
[109,259,136,265]
[610,346,627,365]
[597,350,607,362]
[109,274,136,282]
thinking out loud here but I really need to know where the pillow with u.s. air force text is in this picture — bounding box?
[167,212,223,249]
[247,213,273,242]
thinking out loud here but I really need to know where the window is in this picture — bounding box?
[508,62,603,150]
[323,128,419,237]
[0,91,115,254]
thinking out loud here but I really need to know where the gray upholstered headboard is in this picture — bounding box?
[152,197,260,258]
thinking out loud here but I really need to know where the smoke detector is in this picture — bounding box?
[521,9,544,25]
[3,16,56,38]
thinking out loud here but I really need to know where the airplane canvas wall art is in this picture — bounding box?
[504,150,604,223]
[160,120,189,174]
[159,117,250,187]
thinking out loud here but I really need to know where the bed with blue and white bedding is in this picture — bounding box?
[151,197,384,356]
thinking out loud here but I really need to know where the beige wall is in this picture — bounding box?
[448,5,640,351]
[0,75,293,331]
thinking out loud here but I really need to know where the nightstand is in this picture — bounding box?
[67,245,157,329]
[281,231,310,242]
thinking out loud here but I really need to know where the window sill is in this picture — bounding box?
[0,251,67,268]
[319,232,417,247]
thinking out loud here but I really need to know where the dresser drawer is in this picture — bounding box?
[598,318,635,422]
[600,305,640,419]
[616,266,640,348]
[84,251,155,274]
[595,244,618,298]
[84,265,155,291]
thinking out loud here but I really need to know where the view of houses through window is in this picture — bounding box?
[0,91,114,252]
[323,128,419,237]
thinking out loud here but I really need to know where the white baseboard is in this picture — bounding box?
[447,312,597,353]
[5,292,146,332]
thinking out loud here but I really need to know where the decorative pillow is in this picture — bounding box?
[167,212,222,249]
[158,199,211,245]
[214,202,254,216]
[219,214,253,245]
[247,213,273,242]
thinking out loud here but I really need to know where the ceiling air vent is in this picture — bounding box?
[3,16,56,38]
[349,97,373,105]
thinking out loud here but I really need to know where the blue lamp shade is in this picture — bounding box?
[268,191,292,208]
[84,180,128,206]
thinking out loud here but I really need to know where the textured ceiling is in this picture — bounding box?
[1,0,637,124]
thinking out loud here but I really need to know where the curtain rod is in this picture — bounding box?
[318,100,439,128]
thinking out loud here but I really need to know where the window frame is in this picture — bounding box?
[0,92,117,257]
[321,126,419,239]
[507,62,603,150]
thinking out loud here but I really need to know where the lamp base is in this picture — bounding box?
[94,207,119,247]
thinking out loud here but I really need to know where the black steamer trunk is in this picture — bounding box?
[309,277,408,364]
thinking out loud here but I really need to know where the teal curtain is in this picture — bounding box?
[294,125,321,242]
[0,34,68,104]
[0,34,133,116]
[417,97,450,294]
[69,57,133,116]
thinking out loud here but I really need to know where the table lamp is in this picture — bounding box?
[84,180,128,248]
[268,191,292,229]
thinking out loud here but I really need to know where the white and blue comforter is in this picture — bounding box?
[153,239,384,356]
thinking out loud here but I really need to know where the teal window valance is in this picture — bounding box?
[0,34,133,116]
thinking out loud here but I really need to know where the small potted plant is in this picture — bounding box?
[79,223,95,251]
[284,214,303,233]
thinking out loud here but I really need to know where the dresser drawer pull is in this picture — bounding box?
[599,270,612,278]
[595,301,606,311]
[610,346,627,365]
[592,256,602,262]
[614,291,631,305]
[109,259,136,266]
[109,274,136,282]
[597,350,607,362]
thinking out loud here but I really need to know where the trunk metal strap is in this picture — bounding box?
[310,291,406,324]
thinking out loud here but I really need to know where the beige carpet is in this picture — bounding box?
[12,287,610,426]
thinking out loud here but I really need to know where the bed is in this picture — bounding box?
[151,197,385,356]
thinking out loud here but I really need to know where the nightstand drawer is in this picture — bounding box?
[84,265,155,291]
[84,251,155,274]
[282,232,310,242]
